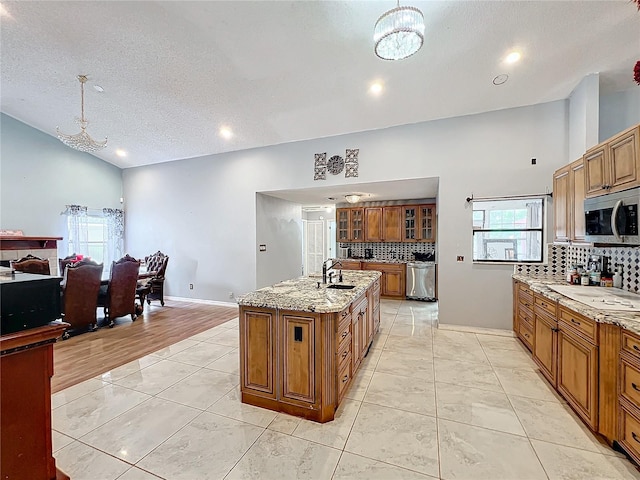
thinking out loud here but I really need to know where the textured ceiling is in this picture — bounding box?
[1,1,638,169]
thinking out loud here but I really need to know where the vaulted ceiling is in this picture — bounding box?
[1,1,638,169]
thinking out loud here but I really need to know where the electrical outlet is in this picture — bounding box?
[456,256,464,262]
[189,283,194,290]
[229,292,234,299]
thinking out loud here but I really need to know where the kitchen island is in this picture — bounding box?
[237,270,381,422]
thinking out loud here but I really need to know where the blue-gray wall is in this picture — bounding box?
[0,113,123,246]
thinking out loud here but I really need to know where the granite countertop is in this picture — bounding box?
[236,270,381,313]
[513,273,640,336]
[336,258,435,265]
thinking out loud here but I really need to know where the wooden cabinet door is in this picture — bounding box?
[419,205,436,242]
[350,208,364,242]
[240,308,276,398]
[533,314,557,387]
[337,209,350,242]
[553,165,570,242]
[352,313,362,372]
[609,126,640,193]
[364,207,383,242]
[280,312,316,405]
[584,145,609,197]
[340,260,362,270]
[557,327,598,429]
[401,206,417,242]
[383,207,403,242]
[382,269,404,297]
[570,159,586,242]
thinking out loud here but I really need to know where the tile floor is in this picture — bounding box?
[52,301,640,480]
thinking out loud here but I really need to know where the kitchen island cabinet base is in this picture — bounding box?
[238,274,380,423]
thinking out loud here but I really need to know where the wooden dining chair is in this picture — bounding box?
[139,251,169,306]
[97,254,140,327]
[60,259,103,339]
[11,254,51,275]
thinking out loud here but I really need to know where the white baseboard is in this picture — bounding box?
[165,296,238,308]
[437,323,514,337]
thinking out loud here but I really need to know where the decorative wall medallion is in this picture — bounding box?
[345,148,359,178]
[314,152,327,180]
[327,155,345,175]
[313,148,359,179]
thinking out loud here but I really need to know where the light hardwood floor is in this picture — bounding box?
[52,300,238,393]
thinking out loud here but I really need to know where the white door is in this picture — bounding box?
[305,220,325,275]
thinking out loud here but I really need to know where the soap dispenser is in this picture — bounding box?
[613,265,623,289]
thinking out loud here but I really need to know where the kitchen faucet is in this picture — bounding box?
[322,259,343,284]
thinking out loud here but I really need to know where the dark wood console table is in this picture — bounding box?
[1,323,70,480]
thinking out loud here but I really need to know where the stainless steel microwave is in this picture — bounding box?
[584,187,640,244]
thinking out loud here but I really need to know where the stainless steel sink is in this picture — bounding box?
[327,284,356,290]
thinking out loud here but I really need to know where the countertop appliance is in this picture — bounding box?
[406,261,436,301]
[585,187,640,245]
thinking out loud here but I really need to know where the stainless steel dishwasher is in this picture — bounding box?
[406,261,436,301]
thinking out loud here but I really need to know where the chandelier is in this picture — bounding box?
[57,75,107,153]
[374,1,425,61]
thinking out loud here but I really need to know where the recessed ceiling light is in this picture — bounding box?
[115,149,127,157]
[219,127,233,139]
[493,74,509,86]
[93,85,104,93]
[369,82,383,95]
[504,51,521,64]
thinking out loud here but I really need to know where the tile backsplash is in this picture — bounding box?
[339,242,435,261]
[515,243,640,293]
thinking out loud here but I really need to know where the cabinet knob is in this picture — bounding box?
[341,331,348,339]
[633,432,640,444]
[342,351,348,359]
[342,375,349,383]
[633,344,640,352]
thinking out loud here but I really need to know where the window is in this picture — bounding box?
[67,214,108,263]
[472,197,545,263]
[64,205,124,268]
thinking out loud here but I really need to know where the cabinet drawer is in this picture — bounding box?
[621,358,640,408]
[337,321,351,345]
[518,283,533,300]
[519,307,534,329]
[619,405,640,463]
[519,321,534,349]
[622,331,640,362]
[338,307,352,332]
[338,333,352,370]
[338,355,352,398]
[534,295,557,317]
[559,307,597,343]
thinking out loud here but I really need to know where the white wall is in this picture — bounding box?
[568,74,600,160]
[0,114,123,242]
[124,99,568,330]
[256,194,302,289]
[599,88,640,142]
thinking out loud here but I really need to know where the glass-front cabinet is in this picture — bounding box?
[350,208,364,242]
[403,207,418,241]
[337,209,350,242]
[419,205,436,242]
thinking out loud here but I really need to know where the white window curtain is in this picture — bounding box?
[64,205,89,257]
[103,208,124,267]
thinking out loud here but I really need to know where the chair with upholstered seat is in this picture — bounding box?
[97,254,140,327]
[140,251,169,306]
[58,253,79,277]
[11,254,51,275]
[60,259,103,339]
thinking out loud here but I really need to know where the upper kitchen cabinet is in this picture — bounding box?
[554,158,586,243]
[364,207,383,242]
[337,207,364,242]
[402,206,418,242]
[419,205,436,242]
[585,124,640,198]
[337,208,350,242]
[383,207,403,242]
